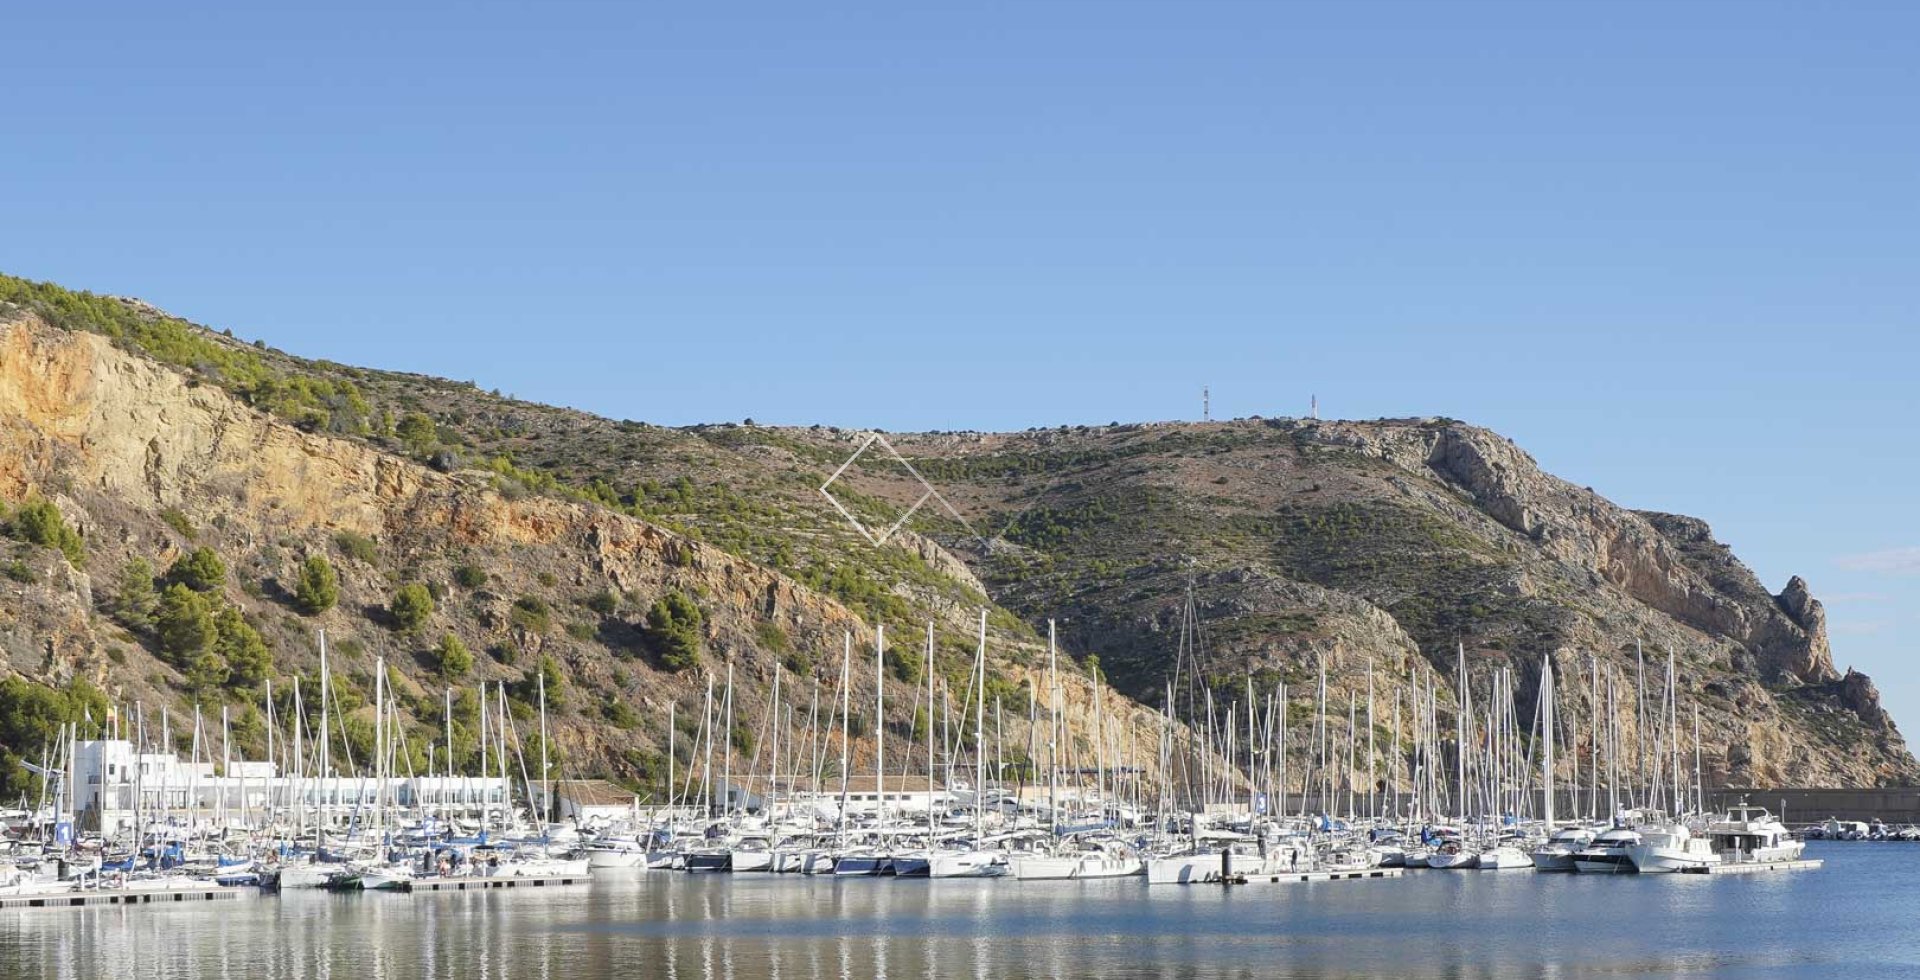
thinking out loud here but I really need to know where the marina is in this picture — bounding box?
[0,840,1907,978]
[0,620,1839,916]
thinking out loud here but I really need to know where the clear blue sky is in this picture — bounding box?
[6,1,1918,737]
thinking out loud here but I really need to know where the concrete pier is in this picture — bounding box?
[0,885,243,910]
[1680,858,1823,875]
[407,874,592,892]
[1208,867,1404,885]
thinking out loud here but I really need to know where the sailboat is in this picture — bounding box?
[928,611,1009,878]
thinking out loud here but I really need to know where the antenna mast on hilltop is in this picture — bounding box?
[1310,394,1319,420]
[1203,386,1210,421]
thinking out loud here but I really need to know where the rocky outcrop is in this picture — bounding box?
[0,312,1123,782]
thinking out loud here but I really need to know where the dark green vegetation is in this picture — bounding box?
[645,592,704,671]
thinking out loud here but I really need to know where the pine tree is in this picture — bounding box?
[293,554,338,615]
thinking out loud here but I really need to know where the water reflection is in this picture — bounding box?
[0,844,1910,979]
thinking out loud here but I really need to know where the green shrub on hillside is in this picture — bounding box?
[156,584,218,663]
[168,547,226,592]
[645,592,704,671]
[114,558,159,629]
[213,606,272,688]
[435,634,473,678]
[333,531,378,564]
[509,596,552,633]
[293,554,339,615]
[389,583,434,631]
[158,508,197,540]
[11,499,84,565]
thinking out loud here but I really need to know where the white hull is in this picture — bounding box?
[731,850,775,872]
[1009,854,1080,880]
[833,854,885,876]
[1425,851,1479,870]
[1625,844,1714,874]
[1573,852,1635,874]
[1529,846,1578,872]
[277,865,339,889]
[1010,853,1143,880]
[927,851,1008,878]
[1477,846,1532,870]
[360,870,414,891]
[587,849,646,870]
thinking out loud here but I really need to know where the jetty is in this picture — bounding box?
[0,884,243,910]
[1208,867,1404,885]
[1680,858,1823,875]
[405,873,593,893]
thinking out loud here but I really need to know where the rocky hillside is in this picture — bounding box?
[0,273,1910,795]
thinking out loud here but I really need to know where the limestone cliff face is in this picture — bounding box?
[0,312,1148,782]
[1303,421,1838,685]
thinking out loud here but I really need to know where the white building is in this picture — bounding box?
[71,740,511,835]
[530,779,641,824]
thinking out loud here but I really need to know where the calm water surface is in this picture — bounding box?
[2,842,1915,979]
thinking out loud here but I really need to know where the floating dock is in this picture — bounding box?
[0,885,243,910]
[1209,867,1405,885]
[407,873,592,892]
[1680,858,1823,875]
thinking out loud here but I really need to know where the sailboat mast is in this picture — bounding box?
[974,609,987,839]
[1047,620,1059,838]
[1542,655,1556,826]
[926,622,936,806]
[1455,642,1467,822]
[538,668,550,825]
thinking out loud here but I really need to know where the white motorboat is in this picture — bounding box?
[1707,805,1805,865]
[1573,827,1642,874]
[1529,825,1595,872]
[1625,819,1715,874]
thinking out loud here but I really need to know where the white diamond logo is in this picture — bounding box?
[819,432,975,547]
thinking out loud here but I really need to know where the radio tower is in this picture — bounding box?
[1203,386,1210,421]
[1310,394,1319,420]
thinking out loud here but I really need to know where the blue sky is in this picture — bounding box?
[5,1,1918,737]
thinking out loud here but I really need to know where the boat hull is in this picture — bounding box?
[1426,852,1479,870]
[927,851,1008,878]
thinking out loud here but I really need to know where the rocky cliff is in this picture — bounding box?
[1,274,1910,793]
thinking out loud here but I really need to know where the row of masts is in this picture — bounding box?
[1162,624,1710,824]
[38,604,1712,845]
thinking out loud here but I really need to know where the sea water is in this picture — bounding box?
[1,842,1915,979]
